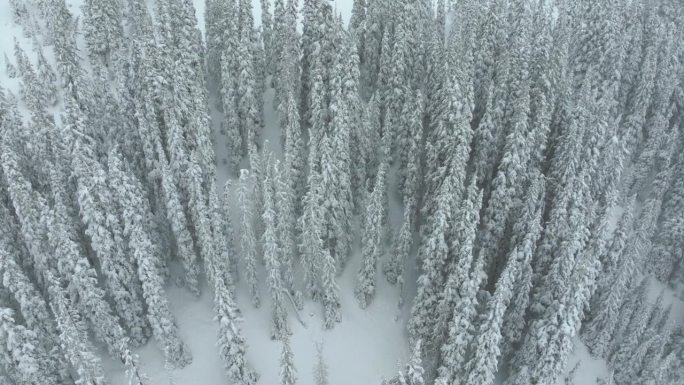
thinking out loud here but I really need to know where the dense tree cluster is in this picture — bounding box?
[1,0,683,385]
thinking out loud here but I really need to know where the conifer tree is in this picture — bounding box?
[280,90,306,214]
[313,344,329,385]
[275,161,300,304]
[81,0,125,67]
[408,167,456,345]
[156,141,200,295]
[260,0,274,76]
[262,166,290,340]
[4,53,16,79]
[0,307,60,385]
[280,334,297,385]
[210,179,237,292]
[355,150,388,309]
[499,174,545,360]
[462,233,528,385]
[399,339,425,385]
[3,137,127,358]
[384,197,414,287]
[433,181,484,385]
[238,169,261,307]
[299,133,341,327]
[73,145,145,343]
[583,202,636,358]
[219,0,243,172]
[0,233,59,364]
[107,149,191,367]
[236,0,262,152]
[299,135,325,301]
[34,44,58,107]
[187,152,217,269]
[398,90,423,199]
[213,273,258,385]
[47,279,108,385]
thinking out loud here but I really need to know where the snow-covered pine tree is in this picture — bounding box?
[433,180,484,385]
[274,159,301,305]
[499,173,545,360]
[279,333,297,385]
[70,142,146,343]
[238,169,261,307]
[429,177,481,345]
[219,0,243,172]
[187,152,217,269]
[260,0,274,76]
[299,131,341,327]
[205,0,233,85]
[0,231,60,369]
[613,299,654,383]
[355,146,389,309]
[46,278,108,385]
[313,343,329,385]
[462,237,524,385]
[353,93,381,206]
[299,133,325,302]
[384,196,414,287]
[349,0,366,71]
[3,136,129,359]
[477,0,533,286]
[81,0,125,68]
[0,307,60,385]
[213,273,258,385]
[13,42,54,156]
[408,167,457,346]
[319,245,342,329]
[279,72,306,211]
[155,140,201,295]
[34,43,58,107]
[222,180,241,282]
[323,26,358,269]
[398,339,425,385]
[262,163,290,340]
[209,179,237,292]
[3,53,16,79]
[619,12,659,159]
[583,200,637,358]
[236,0,262,153]
[107,149,192,367]
[650,136,684,283]
[271,0,287,99]
[398,89,423,200]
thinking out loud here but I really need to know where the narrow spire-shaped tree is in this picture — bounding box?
[0,307,60,385]
[355,149,389,309]
[108,149,191,367]
[238,169,261,307]
[156,141,200,295]
[47,279,108,385]
[213,274,258,385]
[280,334,297,385]
[262,166,290,340]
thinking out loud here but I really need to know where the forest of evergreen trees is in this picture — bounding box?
[0,0,683,384]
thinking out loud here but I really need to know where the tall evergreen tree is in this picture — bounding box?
[262,165,290,340]
[238,169,261,307]
[107,149,191,367]
[355,148,388,309]
[279,334,297,385]
[0,307,60,385]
